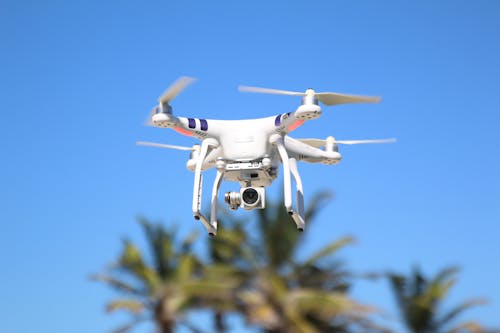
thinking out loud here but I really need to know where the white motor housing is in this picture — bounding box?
[294,104,322,120]
[152,112,177,128]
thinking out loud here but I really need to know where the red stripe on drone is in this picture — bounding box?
[287,120,304,132]
[174,127,193,136]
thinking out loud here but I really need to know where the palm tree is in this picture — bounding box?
[92,219,237,333]
[208,190,388,333]
[238,243,384,333]
[205,220,251,332]
[388,266,487,333]
[253,190,334,269]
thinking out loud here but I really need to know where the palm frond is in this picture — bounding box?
[118,240,161,292]
[177,254,196,281]
[138,219,175,279]
[181,230,199,253]
[303,236,355,266]
[106,299,146,314]
[432,266,460,286]
[446,320,484,333]
[289,290,373,319]
[110,317,147,333]
[387,273,407,310]
[303,190,333,223]
[439,299,487,327]
[388,266,488,333]
[286,311,319,333]
[89,274,144,296]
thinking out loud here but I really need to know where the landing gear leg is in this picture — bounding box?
[208,169,224,236]
[271,135,304,231]
[289,158,305,231]
[192,138,218,235]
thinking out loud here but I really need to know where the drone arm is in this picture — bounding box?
[274,113,306,135]
[170,117,200,138]
[154,116,211,140]
[284,136,323,159]
[274,101,322,135]
[284,136,341,164]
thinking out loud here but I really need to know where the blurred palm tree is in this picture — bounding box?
[388,266,487,333]
[92,219,238,333]
[93,196,499,333]
[208,190,389,333]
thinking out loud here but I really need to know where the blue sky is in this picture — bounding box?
[1,0,499,332]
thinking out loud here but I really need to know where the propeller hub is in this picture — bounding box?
[145,76,196,126]
[160,103,173,114]
[301,92,319,106]
[325,136,338,153]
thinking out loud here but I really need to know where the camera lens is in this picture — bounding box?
[242,188,259,205]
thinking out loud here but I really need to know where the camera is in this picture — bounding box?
[224,186,266,210]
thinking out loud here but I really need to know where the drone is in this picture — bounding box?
[138,77,395,236]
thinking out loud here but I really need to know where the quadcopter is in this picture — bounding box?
[138,77,395,236]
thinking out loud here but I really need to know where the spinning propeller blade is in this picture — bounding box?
[238,85,305,96]
[299,137,396,147]
[238,85,381,106]
[158,76,197,105]
[145,76,197,126]
[331,138,397,145]
[316,92,381,106]
[136,141,197,151]
[145,106,159,126]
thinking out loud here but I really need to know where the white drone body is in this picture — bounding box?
[138,77,395,236]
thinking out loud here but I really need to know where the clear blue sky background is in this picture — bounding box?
[1,0,499,332]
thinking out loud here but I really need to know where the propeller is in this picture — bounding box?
[158,76,197,105]
[136,141,198,151]
[239,85,381,106]
[145,76,197,126]
[299,136,396,148]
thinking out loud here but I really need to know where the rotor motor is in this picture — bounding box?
[322,136,341,165]
[296,90,322,120]
[147,76,195,127]
[325,136,339,153]
[301,91,319,106]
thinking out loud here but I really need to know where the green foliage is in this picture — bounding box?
[92,220,206,333]
[388,266,487,333]
[106,299,145,314]
[93,191,495,333]
[206,190,385,333]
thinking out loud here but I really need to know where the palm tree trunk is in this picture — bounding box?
[265,328,287,333]
[155,302,175,333]
[215,312,227,332]
[156,319,174,333]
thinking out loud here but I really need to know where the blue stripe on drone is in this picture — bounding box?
[188,118,196,129]
[200,119,208,131]
[275,114,281,126]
